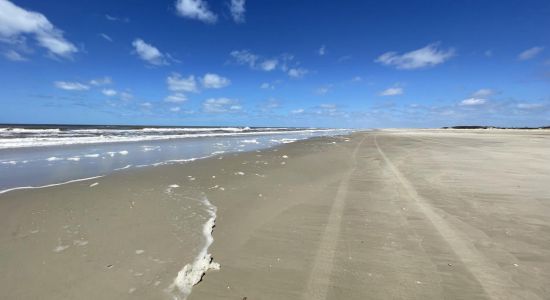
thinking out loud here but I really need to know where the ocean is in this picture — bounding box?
[0,124,351,193]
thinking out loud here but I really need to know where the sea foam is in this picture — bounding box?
[168,196,219,300]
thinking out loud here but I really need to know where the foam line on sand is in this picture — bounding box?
[168,196,219,300]
[0,175,104,195]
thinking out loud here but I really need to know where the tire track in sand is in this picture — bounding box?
[303,136,366,300]
[373,134,535,300]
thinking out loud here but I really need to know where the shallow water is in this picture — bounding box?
[0,129,350,192]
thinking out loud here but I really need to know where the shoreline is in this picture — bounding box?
[0,130,352,192]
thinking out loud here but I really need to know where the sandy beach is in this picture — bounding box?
[1,130,550,299]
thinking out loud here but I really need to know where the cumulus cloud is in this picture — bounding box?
[518,46,544,61]
[170,106,181,112]
[0,0,78,58]
[379,87,403,96]
[291,108,305,114]
[89,76,112,86]
[167,73,198,93]
[230,49,259,67]
[263,98,279,109]
[230,0,246,23]
[316,104,346,117]
[175,0,217,24]
[102,89,117,96]
[54,81,90,91]
[120,91,133,101]
[260,82,274,89]
[203,98,241,113]
[230,50,305,77]
[375,43,455,70]
[201,73,230,88]
[288,68,308,78]
[132,38,167,66]
[318,45,326,56]
[165,93,187,103]
[315,86,331,95]
[140,102,152,108]
[472,88,494,98]
[460,98,486,106]
[260,59,278,71]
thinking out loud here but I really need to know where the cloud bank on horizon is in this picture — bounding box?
[0,0,549,128]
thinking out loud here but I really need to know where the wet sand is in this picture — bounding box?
[1,130,550,299]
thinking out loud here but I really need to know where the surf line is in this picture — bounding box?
[168,196,219,300]
[0,175,104,195]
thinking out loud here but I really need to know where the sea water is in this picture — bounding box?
[0,125,351,192]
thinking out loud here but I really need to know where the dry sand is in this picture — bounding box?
[1,130,549,299]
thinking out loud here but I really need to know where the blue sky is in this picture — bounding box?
[0,0,549,128]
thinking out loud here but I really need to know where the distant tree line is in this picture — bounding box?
[442,126,550,130]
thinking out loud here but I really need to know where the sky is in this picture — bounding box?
[0,0,549,128]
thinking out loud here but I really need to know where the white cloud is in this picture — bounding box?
[460,98,486,106]
[230,50,307,77]
[0,0,78,58]
[260,59,278,71]
[517,103,545,110]
[140,102,152,108]
[291,108,305,114]
[260,82,273,89]
[337,55,352,62]
[175,0,217,24]
[230,0,246,23]
[3,49,26,61]
[316,104,345,117]
[351,76,362,82]
[379,87,403,96]
[54,81,90,91]
[518,46,544,61]
[201,73,230,89]
[170,107,181,112]
[102,89,117,96]
[132,38,167,66]
[120,91,133,101]
[288,68,308,78]
[165,93,187,103]
[105,14,129,23]
[89,76,112,86]
[319,104,336,109]
[99,33,112,42]
[230,49,258,68]
[203,98,241,113]
[318,45,326,56]
[167,73,198,93]
[315,86,330,95]
[263,98,279,110]
[375,43,455,70]
[472,88,494,98]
